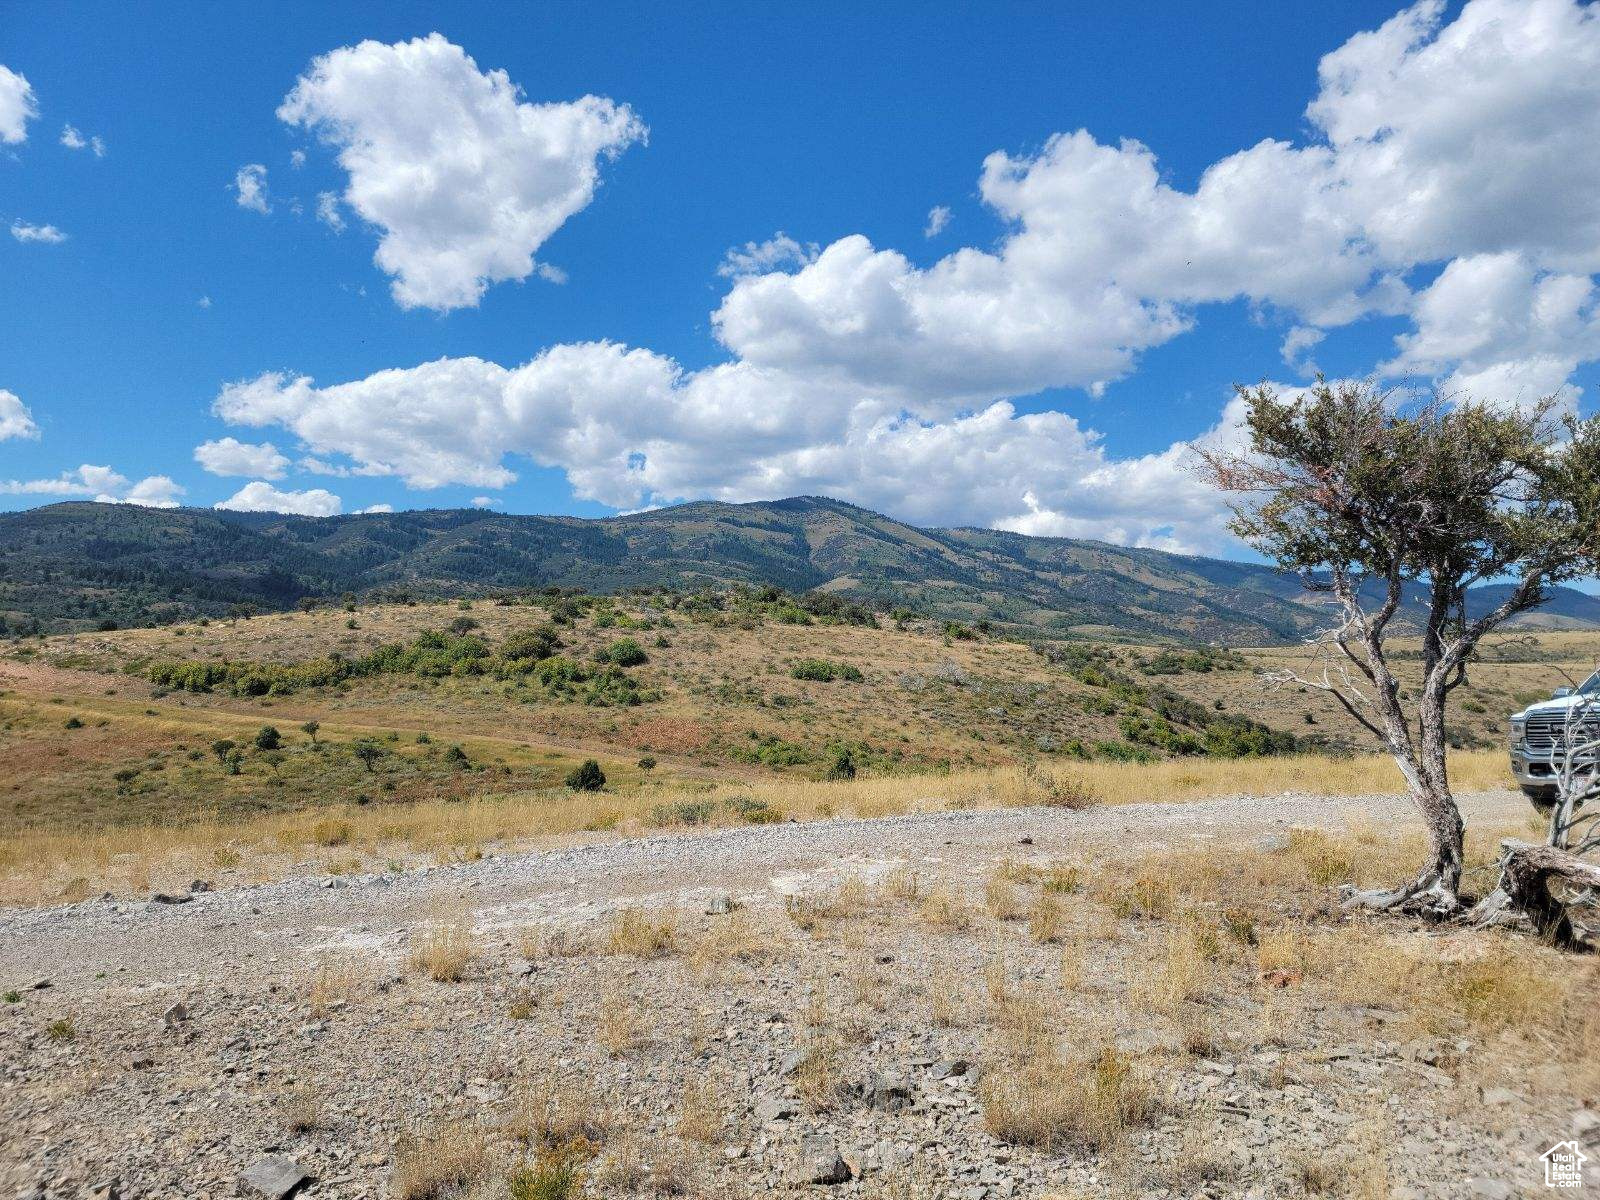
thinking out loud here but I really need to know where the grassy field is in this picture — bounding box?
[1,592,1581,903]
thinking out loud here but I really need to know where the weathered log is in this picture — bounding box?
[1470,839,1600,950]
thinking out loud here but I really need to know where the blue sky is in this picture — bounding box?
[3,1,1599,555]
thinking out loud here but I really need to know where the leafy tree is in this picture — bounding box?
[565,758,606,791]
[353,740,386,773]
[300,720,320,745]
[253,725,282,751]
[1201,380,1600,913]
[826,746,857,780]
[210,738,235,764]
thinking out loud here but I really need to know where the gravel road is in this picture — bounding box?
[0,788,1526,994]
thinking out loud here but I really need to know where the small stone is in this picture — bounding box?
[162,1002,189,1029]
[1481,1087,1519,1107]
[1467,1181,1513,1200]
[1573,1109,1600,1138]
[778,1051,805,1077]
[929,1059,968,1080]
[28,978,51,991]
[792,1135,850,1185]
[507,958,536,978]
[706,894,735,915]
[130,1054,154,1070]
[238,1154,309,1199]
[1018,836,1034,845]
[861,1072,912,1112]
[150,892,192,905]
[755,1097,797,1122]
[188,879,213,893]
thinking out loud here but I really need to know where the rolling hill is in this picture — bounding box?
[2,496,1597,643]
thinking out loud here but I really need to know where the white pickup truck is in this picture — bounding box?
[1508,674,1599,808]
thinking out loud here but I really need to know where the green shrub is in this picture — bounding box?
[602,638,648,667]
[254,725,282,751]
[790,658,863,683]
[565,759,606,791]
[500,624,562,662]
[724,795,783,824]
[650,799,716,826]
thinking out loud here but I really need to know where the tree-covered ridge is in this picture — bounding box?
[3,496,1598,643]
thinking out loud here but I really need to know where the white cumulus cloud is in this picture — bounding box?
[122,476,185,508]
[276,33,645,311]
[0,389,40,440]
[315,190,344,232]
[216,481,342,517]
[209,0,1600,554]
[717,233,817,279]
[0,464,184,507]
[10,220,66,244]
[193,437,291,479]
[233,163,270,213]
[60,125,105,156]
[0,66,36,145]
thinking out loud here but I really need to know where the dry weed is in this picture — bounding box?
[984,871,1024,921]
[597,988,643,1057]
[307,955,365,1015]
[793,1036,845,1112]
[512,1077,609,1154]
[1028,892,1066,943]
[676,1076,723,1144]
[606,907,678,958]
[980,1044,1152,1152]
[409,920,476,982]
[390,1124,492,1200]
[920,884,973,932]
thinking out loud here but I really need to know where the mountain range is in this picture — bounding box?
[2,497,1598,644]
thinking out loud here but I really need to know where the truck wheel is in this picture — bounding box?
[1520,785,1558,813]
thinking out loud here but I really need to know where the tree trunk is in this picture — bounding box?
[1470,841,1600,949]
[1342,778,1464,915]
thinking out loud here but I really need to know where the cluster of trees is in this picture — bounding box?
[1036,642,1296,759]
[143,623,659,707]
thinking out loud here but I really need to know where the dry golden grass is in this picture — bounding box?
[409,919,476,982]
[521,924,589,960]
[596,988,643,1057]
[390,1124,493,1200]
[512,1077,609,1154]
[792,1035,845,1112]
[1028,892,1066,943]
[0,746,1513,905]
[685,909,782,973]
[307,955,366,1015]
[919,884,973,932]
[980,1042,1153,1152]
[880,865,921,902]
[675,1077,723,1144]
[606,907,678,957]
[984,871,1025,921]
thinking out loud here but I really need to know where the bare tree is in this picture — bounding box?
[1200,380,1600,915]
[1549,697,1600,855]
